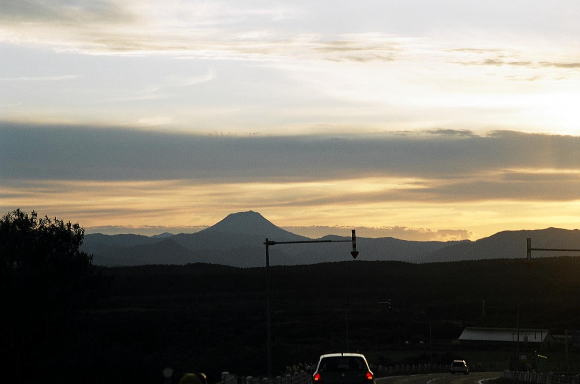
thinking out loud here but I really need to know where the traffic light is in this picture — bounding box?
[351,229,359,259]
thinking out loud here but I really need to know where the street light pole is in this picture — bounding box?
[264,230,359,378]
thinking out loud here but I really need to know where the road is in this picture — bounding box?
[376,372,502,384]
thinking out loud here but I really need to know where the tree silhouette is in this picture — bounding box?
[0,209,91,276]
[0,209,95,382]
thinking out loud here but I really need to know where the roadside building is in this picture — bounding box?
[458,327,551,345]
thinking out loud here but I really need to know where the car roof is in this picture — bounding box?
[319,353,367,359]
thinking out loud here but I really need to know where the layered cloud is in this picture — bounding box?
[284,225,471,241]
[2,122,579,238]
[84,223,471,241]
[1,122,579,201]
[2,1,580,237]
[0,0,578,68]
[2,1,580,137]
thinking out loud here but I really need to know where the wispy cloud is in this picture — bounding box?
[168,68,216,87]
[0,74,80,81]
[99,86,167,103]
[2,174,579,240]
[468,59,533,67]
[539,61,580,69]
[2,0,579,79]
[285,225,471,241]
[449,47,580,76]
[425,129,476,137]
[83,222,471,241]
[448,48,505,54]
[455,57,580,70]
[0,1,433,65]
[97,68,215,104]
[0,0,133,24]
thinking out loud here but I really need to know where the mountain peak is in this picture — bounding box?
[201,211,306,241]
[219,210,270,227]
[226,210,264,219]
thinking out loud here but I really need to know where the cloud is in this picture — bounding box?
[539,62,580,69]
[178,69,216,87]
[1,122,578,182]
[452,53,580,71]
[0,75,80,81]
[96,69,215,104]
[425,129,476,137]
[482,59,533,66]
[397,177,580,202]
[459,59,580,69]
[454,57,535,67]
[448,48,505,54]
[0,1,406,62]
[313,38,400,62]
[1,122,580,204]
[83,222,469,240]
[0,0,133,24]
[284,225,471,241]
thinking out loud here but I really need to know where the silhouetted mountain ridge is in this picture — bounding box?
[430,227,580,262]
[82,211,580,266]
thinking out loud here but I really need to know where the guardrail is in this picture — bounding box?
[374,364,449,376]
[221,371,312,384]
[220,363,504,384]
[504,370,580,384]
[220,363,454,384]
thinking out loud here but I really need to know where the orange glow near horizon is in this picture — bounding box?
[2,177,580,241]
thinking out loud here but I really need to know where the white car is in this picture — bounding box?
[313,353,375,384]
[450,360,469,374]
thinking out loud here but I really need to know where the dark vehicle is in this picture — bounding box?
[449,360,469,375]
[313,353,375,384]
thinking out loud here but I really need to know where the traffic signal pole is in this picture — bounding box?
[526,237,580,261]
[264,230,359,378]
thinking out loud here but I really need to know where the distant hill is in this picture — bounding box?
[429,227,580,262]
[84,211,309,267]
[82,211,580,266]
[90,238,198,266]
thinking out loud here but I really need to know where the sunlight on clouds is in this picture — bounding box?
[2,1,580,236]
[526,91,580,135]
[2,176,580,240]
[2,2,580,135]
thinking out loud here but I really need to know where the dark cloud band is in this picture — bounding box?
[1,122,579,185]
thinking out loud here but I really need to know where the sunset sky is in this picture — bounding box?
[1,0,579,240]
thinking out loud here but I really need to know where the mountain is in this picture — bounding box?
[171,211,307,252]
[90,238,198,266]
[84,233,157,248]
[201,210,303,239]
[151,232,174,239]
[84,211,309,267]
[83,212,580,267]
[83,233,159,259]
[429,227,580,262]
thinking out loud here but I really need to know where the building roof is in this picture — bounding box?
[459,327,549,343]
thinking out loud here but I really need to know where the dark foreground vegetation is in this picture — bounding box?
[2,210,580,383]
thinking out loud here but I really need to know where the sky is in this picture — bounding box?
[1,0,580,240]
